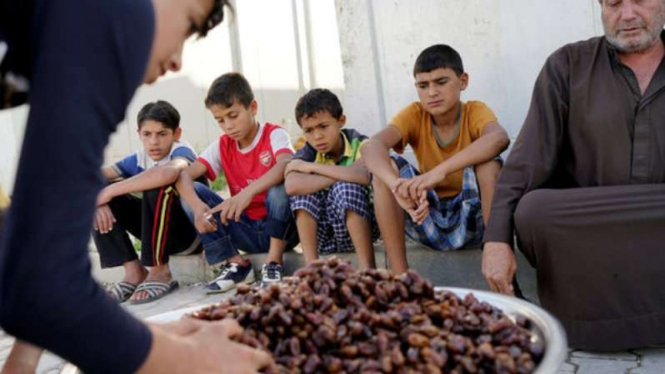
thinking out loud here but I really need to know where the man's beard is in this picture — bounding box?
[604,11,665,53]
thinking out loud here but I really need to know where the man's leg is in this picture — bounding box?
[327,182,376,270]
[93,194,147,288]
[514,184,665,351]
[373,159,409,274]
[475,160,502,226]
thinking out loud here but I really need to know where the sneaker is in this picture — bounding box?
[206,261,255,294]
[261,262,284,285]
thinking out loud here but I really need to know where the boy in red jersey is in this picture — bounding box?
[177,72,298,291]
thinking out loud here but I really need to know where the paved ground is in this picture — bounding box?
[1,283,663,374]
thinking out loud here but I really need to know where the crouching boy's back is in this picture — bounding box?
[285,88,378,269]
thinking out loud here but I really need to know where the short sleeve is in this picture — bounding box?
[113,153,139,178]
[270,128,295,157]
[293,143,317,162]
[389,103,421,153]
[467,101,498,140]
[198,140,223,180]
[171,146,196,164]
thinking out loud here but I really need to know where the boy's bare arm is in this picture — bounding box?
[97,158,190,206]
[101,166,121,182]
[175,161,218,234]
[395,122,510,202]
[284,169,335,196]
[211,153,293,224]
[360,126,404,189]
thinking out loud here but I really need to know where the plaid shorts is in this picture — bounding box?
[392,154,484,251]
[290,182,380,254]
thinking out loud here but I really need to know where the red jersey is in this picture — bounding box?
[198,122,294,220]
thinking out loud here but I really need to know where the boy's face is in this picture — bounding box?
[210,100,259,142]
[145,0,215,83]
[299,111,346,154]
[414,67,468,118]
[138,120,182,161]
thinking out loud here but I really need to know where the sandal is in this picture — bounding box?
[109,282,138,303]
[129,280,179,305]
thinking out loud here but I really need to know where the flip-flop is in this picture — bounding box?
[109,282,138,303]
[129,280,179,305]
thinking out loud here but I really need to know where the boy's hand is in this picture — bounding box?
[93,205,116,234]
[209,191,253,225]
[285,159,315,176]
[194,206,217,234]
[394,171,444,204]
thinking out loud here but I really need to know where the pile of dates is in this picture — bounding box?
[191,258,544,374]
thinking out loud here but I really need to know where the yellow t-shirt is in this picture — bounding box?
[391,100,497,198]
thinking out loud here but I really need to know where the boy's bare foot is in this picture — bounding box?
[2,340,43,374]
[129,264,174,303]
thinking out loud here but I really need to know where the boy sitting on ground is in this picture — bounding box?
[177,72,298,292]
[285,89,378,269]
[361,44,510,274]
[94,100,200,304]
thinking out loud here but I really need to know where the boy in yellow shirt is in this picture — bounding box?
[362,44,510,274]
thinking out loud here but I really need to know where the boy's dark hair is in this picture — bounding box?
[294,88,344,125]
[413,44,464,77]
[205,72,254,109]
[137,100,181,130]
[196,0,232,38]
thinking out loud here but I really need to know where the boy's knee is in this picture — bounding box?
[267,185,289,207]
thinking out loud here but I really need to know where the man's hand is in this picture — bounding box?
[208,191,253,225]
[285,159,315,176]
[93,205,116,234]
[142,318,274,374]
[482,242,517,296]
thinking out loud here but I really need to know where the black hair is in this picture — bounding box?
[204,72,254,109]
[196,0,233,38]
[294,88,344,126]
[413,44,464,77]
[137,100,181,130]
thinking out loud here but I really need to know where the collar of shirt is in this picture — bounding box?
[314,131,352,165]
[605,30,665,99]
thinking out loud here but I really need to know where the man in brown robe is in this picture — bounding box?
[482,0,665,350]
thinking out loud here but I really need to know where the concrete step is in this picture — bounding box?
[91,243,539,303]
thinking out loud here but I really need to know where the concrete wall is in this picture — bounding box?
[0,0,344,195]
[335,0,604,138]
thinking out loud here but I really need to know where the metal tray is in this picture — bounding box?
[61,287,567,374]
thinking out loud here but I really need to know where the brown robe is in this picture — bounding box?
[485,33,665,350]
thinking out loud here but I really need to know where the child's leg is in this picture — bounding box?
[180,182,250,266]
[2,340,42,374]
[264,185,299,264]
[289,189,326,264]
[294,210,319,264]
[475,160,502,226]
[93,194,147,285]
[372,159,409,274]
[326,182,376,269]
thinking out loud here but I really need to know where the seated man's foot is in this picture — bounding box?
[129,265,178,304]
[206,261,255,294]
[261,262,284,286]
